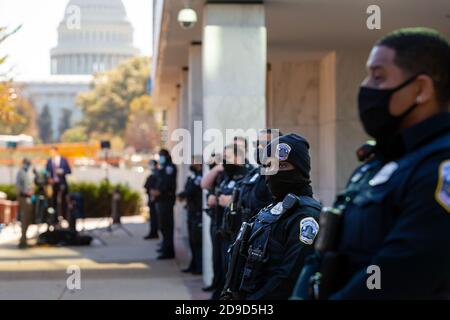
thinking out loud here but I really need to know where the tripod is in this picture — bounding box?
[67,192,108,246]
[97,188,133,237]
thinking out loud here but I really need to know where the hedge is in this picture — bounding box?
[0,185,17,201]
[0,181,141,218]
[69,181,141,218]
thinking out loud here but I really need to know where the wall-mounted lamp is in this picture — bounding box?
[177,7,198,29]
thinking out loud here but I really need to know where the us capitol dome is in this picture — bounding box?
[17,0,141,141]
[51,0,139,75]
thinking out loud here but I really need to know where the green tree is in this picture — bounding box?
[0,25,23,124]
[38,105,53,143]
[125,95,160,152]
[60,126,87,143]
[58,108,72,140]
[77,56,151,136]
[0,94,36,135]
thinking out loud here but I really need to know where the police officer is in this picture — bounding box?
[143,160,159,240]
[154,149,177,259]
[237,129,281,224]
[177,161,203,274]
[294,28,450,299]
[222,133,322,300]
[211,143,249,299]
[220,130,279,246]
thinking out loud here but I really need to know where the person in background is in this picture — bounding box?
[177,159,203,275]
[16,158,35,249]
[154,149,177,259]
[46,146,71,226]
[143,160,160,240]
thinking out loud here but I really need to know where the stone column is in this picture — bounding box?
[317,50,369,206]
[86,54,91,73]
[71,55,75,74]
[202,3,266,141]
[188,43,203,157]
[201,2,267,286]
[318,53,337,206]
[174,68,190,257]
[176,67,190,171]
[80,54,84,74]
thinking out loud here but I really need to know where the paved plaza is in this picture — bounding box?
[0,216,208,300]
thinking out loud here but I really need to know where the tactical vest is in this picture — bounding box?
[238,193,321,295]
[238,167,272,223]
[338,130,450,271]
[218,177,242,239]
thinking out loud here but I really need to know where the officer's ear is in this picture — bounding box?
[414,74,435,106]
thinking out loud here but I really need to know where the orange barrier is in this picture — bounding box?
[0,143,101,165]
[10,143,99,157]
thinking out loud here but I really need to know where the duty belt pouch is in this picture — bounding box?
[319,251,347,300]
[241,208,252,223]
[223,209,239,239]
[315,207,342,253]
[239,227,271,293]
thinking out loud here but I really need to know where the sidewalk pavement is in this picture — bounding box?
[0,216,210,300]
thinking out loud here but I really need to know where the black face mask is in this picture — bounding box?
[266,170,312,199]
[189,165,200,173]
[223,163,242,177]
[358,74,420,141]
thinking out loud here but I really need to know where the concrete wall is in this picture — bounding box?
[267,50,369,206]
[334,50,370,194]
[267,60,320,197]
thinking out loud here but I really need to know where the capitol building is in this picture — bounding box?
[18,0,139,140]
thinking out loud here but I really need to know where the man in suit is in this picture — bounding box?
[46,146,72,226]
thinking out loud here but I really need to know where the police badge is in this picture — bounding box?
[270,202,283,215]
[299,217,319,245]
[227,180,236,189]
[435,160,450,213]
[275,143,291,161]
[369,161,399,186]
[165,165,174,175]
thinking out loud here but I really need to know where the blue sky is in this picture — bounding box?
[0,0,153,78]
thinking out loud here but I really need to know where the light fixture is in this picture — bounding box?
[177,7,197,29]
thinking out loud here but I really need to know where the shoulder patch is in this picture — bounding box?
[249,173,259,183]
[165,166,174,175]
[270,202,283,215]
[369,161,398,186]
[227,180,236,189]
[299,217,319,245]
[435,160,450,213]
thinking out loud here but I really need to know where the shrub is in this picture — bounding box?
[0,184,17,200]
[0,181,141,218]
[69,181,141,218]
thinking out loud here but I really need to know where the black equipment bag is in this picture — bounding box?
[37,230,92,246]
